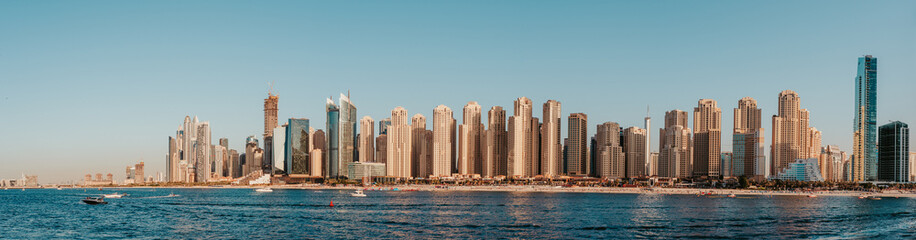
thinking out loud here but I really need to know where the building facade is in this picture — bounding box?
[693,99,721,179]
[566,113,588,176]
[432,105,455,177]
[878,121,908,182]
[387,107,412,178]
[854,55,878,181]
[541,100,562,178]
[659,110,691,178]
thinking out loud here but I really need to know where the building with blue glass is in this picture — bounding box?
[878,121,909,182]
[285,118,310,175]
[853,55,877,181]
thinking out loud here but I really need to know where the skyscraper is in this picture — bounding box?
[325,93,357,178]
[411,114,431,177]
[508,97,533,177]
[854,55,878,181]
[311,129,326,177]
[595,122,625,179]
[273,125,286,174]
[644,110,653,177]
[458,101,483,175]
[659,110,691,178]
[878,121,908,182]
[195,122,211,182]
[541,100,562,178]
[771,90,812,177]
[379,118,391,135]
[359,116,375,163]
[264,91,279,137]
[387,107,412,178]
[733,97,764,179]
[623,126,647,178]
[485,106,508,177]
[566,113,588,176]
[326,99,340,177]
[285,118,309,175]
[433,105,455,177]
[693,99,722,179]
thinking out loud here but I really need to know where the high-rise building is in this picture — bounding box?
[272,125,287,173]
[854,55,878,181]
[693,99,722,179]
[264,91,279,137]
[541,100,562,178]
[458,101,484,175]
[623,126,647,178]
[387,107,412,178]
[644,110,652,177]
[659,110,692,178]
[733,97,765,179]
[508,97,534,178]
[819,145,846,182]
[244,136,261,176]
[376,134,387,164]
[195,122,211,182]
[485,106,508,177]
[432,105,454,177]
[325,93,357,179]
[411,114,432,178]
[911,152,916,182]
[311,129,326,177]
[595,122,625,179]
[285,118,309,175]
[326,99,340,177]
[566,113,588,176]
[379,118,392,135]
[878,121,909,182]
[168,136,179,182]
[359,116,375,163]
[771,90,812,177]
[530,117,541,176]
[720,152,733,178]
[809,128,822,158]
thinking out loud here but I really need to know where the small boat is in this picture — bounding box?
[351,189,367,197]
[255,188,273,192]
[103,193,126,198]
[57,187,62,190]
[867,195,882,200]
[82,197,108,205]
[807,194,817,198]
[168,193,179,197]
[728,194,737,198]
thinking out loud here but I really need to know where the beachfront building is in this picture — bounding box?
[659,110,692,178]
[733,97,766,180]
[508,97,534,178]
[387,107,412,178]
[485,106,508,177]
[854,55,879,182]
[878,121,909,182]
[541,100,562,178]
[566,113,588,176]
[693,99,722,179]
[348,162,387,181]
[771,158,824,182]
[432,105,455,177]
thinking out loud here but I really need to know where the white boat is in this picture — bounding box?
[103,193,126,198]
[57,187,62,190]
[807,194,817,198]
[728,194,737,198]
[351,189,367,197]
[255,188,273,193]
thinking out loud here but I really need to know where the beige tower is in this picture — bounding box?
[771,90,812,176]
[623,127,647,178]
[693,99,722,178]
[659,110,692,178]
[809,127,822,158]
[458,101,483,175]
[566,113,588,176]
[596,122,625,179]
[411,114,431,177]
[359,116,375,163]
[485,106,508,177]
[387,107,412,178]
[508,97,533,177]
[432,105,454,177]
[541,100,562,178]
[734,97,764,178]
[264,92,279,138]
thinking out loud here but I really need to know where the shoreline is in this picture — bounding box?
[68,185,916,198]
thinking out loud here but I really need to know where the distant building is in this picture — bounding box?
[433,105,455,177]
[485,106,508,177]
[359,116,375,163]
[285,119,310,175]
[459,102,484,176]
[273,125,287,174]
[819,145,846,182]
[379,118,392,135]
[595,122,624,179]
[348,162,387,181]
[720,152,733,178]
[508,97,534,178]
[659,110,691,178]
[326,93,357,179]
[771,90,815,178]
[541,100,562,178]
[772,158,824,182]
[566,113,588,176]
[264,91,279,137]
[388,107,412,178]
[623,126,647,178]
[878,121,908,182]
[733,97,764,179]
[693,99,721,179]
[854,55,878,182]
[411,114,432,178]
[83,173,114,186]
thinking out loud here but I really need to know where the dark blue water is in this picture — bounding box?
[2,188,915,239]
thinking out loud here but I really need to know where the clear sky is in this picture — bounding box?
[1,1,914,184]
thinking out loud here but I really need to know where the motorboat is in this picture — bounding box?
[167,193,180,197]
[351,189,367,197]
[103,193,126,198]
[255,188,273,193]
[57,187,62,190]
[728,194,737,198]
[867,195,882,200]
[82,197,108,205]
[807,194,817,198]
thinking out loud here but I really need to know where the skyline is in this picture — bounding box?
[1,1,915,183]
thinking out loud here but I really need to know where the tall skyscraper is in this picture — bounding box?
[272,125,286,174]
[379,118,391,135]
[878,121,908,182]
[376,134,387,164]
[508,97,533,177]
[411,114,430,177]
[485,106,508,177]
[623,126,647,178]
[387,107,412,178]
[771,90,812,177]
[693,99,722,179]
[458,101,483,175]
[325,93,357,178]
[433,105,455,177]
[326,99,340,177]
[733,97,765,179]
[659,110,692,178]
[285,118,309,175]
[264,91,279,137]
[854,55,878,181]
[359,116,375,163]
[195,122,211,182]
[541,100,562,178]
[311,129,326,177]
[566,113,588,176]
[530,117,541,176]
[168,135,179,182]
[644,109,653,176]
[595,122,625,179]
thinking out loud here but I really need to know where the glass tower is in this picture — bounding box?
[326,99,340,178]
[285,119,309,175]
[854,55,877,181]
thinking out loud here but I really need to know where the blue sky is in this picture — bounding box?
[1,1,914,183]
